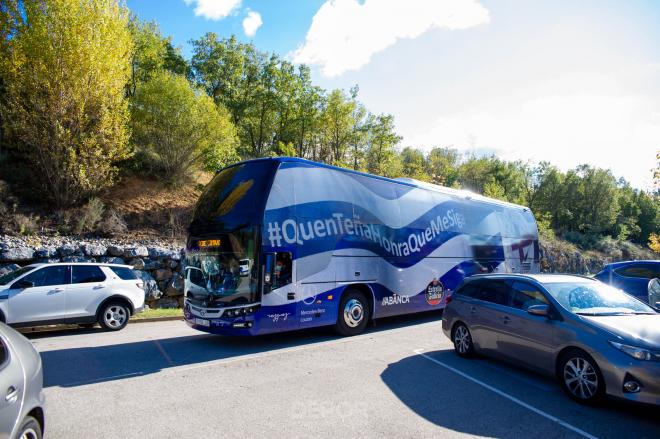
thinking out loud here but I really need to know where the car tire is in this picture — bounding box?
[558,349,605,404]
[452,323,475,358]
[15,415,42,439]
[98,301,130,331]
[334,289,370,336]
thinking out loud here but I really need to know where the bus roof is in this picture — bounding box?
[219,157,530,212]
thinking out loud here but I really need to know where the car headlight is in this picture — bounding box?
[610,341,660,361]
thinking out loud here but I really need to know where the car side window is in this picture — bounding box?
[509,281,549,310]
[474,280,509,306]
[0,338,8,369]
[17,265,69,287]
[72,266,106,284]
[456,282,481,298]
[614,265,657,279]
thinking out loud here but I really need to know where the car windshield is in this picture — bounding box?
[0,266,33,286]
[185,227,260,306]
[545,281,656,315]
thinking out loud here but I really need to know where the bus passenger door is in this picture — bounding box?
[259,252,299,333]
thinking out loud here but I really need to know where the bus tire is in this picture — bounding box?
[335,289,370,336]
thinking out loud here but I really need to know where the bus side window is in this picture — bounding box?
[274,252,292,289]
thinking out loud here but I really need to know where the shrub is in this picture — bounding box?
[13,214,39,235]
[98,209,128,236]
[75,197,105,234]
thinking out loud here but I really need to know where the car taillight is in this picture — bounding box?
[445,294,453,305]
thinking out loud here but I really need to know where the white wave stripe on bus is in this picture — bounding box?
[266,166,459,228]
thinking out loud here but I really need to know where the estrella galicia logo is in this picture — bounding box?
[425,277,444,305]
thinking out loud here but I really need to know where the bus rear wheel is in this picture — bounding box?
[335,289,370,336]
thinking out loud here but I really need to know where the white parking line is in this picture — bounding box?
[413,348,599,439]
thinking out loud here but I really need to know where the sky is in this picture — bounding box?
[126,0,660,189]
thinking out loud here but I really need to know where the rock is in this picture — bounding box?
[34,246,57,259]
[165,273,184,297]
[36,258,61,264]
[153,268,173,281]
[99,256,126,265]
[129,258,145,270]
[62,255,94,263]
[0,246,35,262]
[136,271,162,301]
[0,263,20,276]
[144,259,162,270]
[82,243,107,257]
[157,280,168,292]
[147,247,169,259]
[167,260,178,269]
[123,246,148,258]
[169,250,182,261]
[58,244,78,257]
[107,245,124,257]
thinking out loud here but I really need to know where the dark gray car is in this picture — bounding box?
[442,274,660,405]
[0,323,45,438]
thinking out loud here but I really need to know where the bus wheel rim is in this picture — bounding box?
[343,298,364,328]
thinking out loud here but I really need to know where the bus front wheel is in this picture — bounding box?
[335,289,370,336]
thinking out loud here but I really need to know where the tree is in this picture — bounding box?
[400,147,428,181]
[130,71,238,185]
[365,114,401,177]
[1,0,132,207]
[426,147,459,187]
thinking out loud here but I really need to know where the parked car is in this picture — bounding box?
[0,322,45,439]
[0,263,145,331]
[442,274,660,405]
[594,260,660,303]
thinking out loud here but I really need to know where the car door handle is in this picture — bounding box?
[287,292,295,300]
[93,285,104,290]
[49,288,64,293]
[500,316,511,323]
[5,386,18,403]
[469,306,477,313]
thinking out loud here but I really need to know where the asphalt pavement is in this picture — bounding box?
[27,313,659,439]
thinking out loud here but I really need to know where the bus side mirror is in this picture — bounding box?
[263,253,275,294]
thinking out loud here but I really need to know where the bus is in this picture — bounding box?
[183,157,540,336]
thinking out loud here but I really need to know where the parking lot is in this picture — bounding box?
[28,313,659,439]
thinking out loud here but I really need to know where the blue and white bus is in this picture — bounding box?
[183,157,540,336]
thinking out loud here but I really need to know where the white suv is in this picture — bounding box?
[0,263,145,331]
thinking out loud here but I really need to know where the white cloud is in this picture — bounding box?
[242,11,263,37]
[183,0,241,21]
[404,93,660,189]
[292,0,489,77]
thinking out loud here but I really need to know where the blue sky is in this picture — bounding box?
[127,0,660,189]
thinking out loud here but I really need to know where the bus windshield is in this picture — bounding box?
[185,227,260,307]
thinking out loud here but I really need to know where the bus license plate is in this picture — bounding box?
[195,318,210,327]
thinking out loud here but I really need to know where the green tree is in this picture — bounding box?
[425,147,459,187]
[1,0,132,207]
[400,147,428,181]
[365,114,401,177]
[130,71,238,185]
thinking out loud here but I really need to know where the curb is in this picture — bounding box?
[130,316,183,324]
[17,315,184,334]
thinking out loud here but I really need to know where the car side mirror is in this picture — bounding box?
[262,253,275,295]
[527,304,549,317]
[648,278,660,308]
[13,279,35,290]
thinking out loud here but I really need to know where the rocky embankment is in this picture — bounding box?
[0,235,184,308]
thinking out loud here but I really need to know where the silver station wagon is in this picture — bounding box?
[442,274,660,405]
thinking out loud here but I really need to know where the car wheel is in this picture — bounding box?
[452,323,475,358]
[98,302,130,331]
[559,350,605,404]
[15,415,42,439]
[334,289,370,336]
